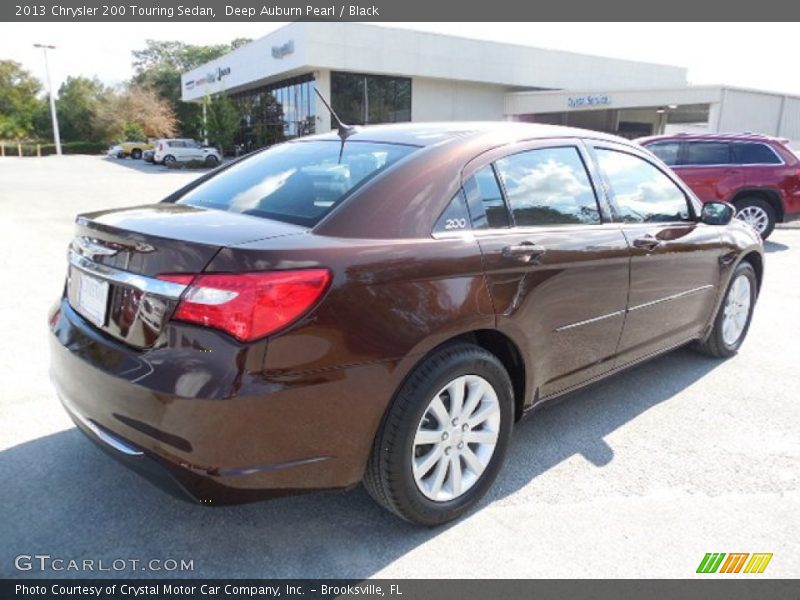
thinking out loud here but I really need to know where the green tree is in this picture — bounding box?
[56,76,107,142]
[0,60,45,140]
[204,93,239,154]
[131,39,250,138]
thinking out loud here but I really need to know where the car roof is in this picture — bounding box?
[299,121,628,148]
[638,132,790,145]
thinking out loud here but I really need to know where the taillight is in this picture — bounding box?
[158,143,163,151]
[158,270,331,342]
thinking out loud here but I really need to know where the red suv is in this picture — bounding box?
[639,133,800,238]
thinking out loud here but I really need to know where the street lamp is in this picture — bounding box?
[33,43,62,156]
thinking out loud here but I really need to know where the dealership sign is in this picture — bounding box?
[568,95,611,109]
[272,41,295,59]
[186,66,231,89]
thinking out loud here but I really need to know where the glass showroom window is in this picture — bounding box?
[331,71,412,128]
[231,74,316,150]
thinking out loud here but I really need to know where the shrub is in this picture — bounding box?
[1,140,108,156]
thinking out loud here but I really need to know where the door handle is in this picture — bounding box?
[632,234,662,251]
[502,242,546,263]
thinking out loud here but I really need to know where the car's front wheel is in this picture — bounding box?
[735,197,775,239]
[205,154,219,166]
[695,261,757,358]
[131,149,142,160]
[364,343,513,526]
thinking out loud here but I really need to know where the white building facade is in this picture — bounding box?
[182,23,800,147]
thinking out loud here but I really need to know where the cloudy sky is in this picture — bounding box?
[1,22,798,96]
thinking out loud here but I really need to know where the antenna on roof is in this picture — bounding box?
[314,87,357,163]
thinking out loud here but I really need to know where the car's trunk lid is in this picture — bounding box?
[66,203,307,348]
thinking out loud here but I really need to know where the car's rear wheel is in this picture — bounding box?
[163,155,176,165]
[735,197,775,239]
[205,155,219,166]
[695,261,757,358]
[364,343,513,526]
[131,149,142,160]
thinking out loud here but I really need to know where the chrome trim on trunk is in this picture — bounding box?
[67,250,188,300]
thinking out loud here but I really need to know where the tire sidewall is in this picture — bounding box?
[388,347,514,525]
[711,262,757,355]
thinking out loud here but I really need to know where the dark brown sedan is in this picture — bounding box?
[49,123,763,525]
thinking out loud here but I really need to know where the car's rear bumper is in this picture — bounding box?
[48,298,396,505]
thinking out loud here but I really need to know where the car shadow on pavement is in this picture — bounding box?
[0,347,722,579]
[764,240,789,253]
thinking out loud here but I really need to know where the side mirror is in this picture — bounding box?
[700,201,735,226]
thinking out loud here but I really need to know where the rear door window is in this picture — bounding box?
[684,142,731,166]
[731,142,782,165]
[494,146,601,226]
[176,141,417,227]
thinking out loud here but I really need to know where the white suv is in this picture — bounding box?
[154,139,222,166]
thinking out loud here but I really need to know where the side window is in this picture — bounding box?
[494,146,601,226]
[596,148,690,223]
[684,142,731,166]
[434,191,471,234]
[731,142,782,165]
[463,166,510,229]
[647,142,681,166]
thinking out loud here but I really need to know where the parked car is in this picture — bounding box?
[142,149,155,163]
[106,144,124,159]
[117,141,154,160]
[638,132,800,238]
[49,123,763,525]
[153,138,221,166]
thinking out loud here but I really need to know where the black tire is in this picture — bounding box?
[205,154,219,166]
[131,148,142,160]
[695,261,757,358]
[116,152,125,159]
[735,196,776,239]
[163,155,176,165]
[363,343,514,526]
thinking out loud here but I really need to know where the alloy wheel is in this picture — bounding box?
[722,274,752,346]
[412,374,501,502]
[736,206,769,235]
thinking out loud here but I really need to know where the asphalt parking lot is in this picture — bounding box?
[1,155,798,579]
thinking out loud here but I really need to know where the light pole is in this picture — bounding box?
[33,43,62,156]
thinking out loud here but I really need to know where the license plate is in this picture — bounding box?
[76,272,110,327]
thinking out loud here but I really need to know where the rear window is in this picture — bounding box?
[175,140,418,226]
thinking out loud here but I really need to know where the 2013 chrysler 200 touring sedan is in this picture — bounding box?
[49,122,763,525]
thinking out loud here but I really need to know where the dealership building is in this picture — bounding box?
[182,22,800,146]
